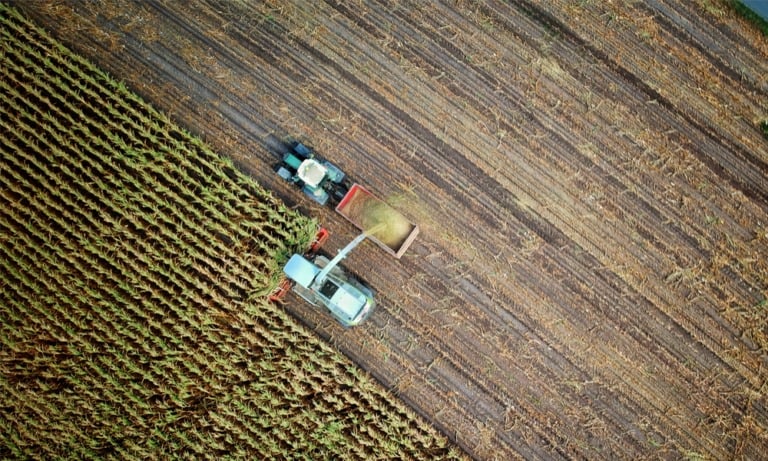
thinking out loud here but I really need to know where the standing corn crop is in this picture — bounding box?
[0,3,464,460]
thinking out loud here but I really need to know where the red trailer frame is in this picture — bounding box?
[335,184,419,259]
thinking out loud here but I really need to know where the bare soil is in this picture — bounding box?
[12,0,767,459]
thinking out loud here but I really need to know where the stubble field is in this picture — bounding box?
[9,0,768,459]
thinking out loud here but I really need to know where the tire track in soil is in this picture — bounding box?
[646,0,768,91]
[280,2,760,456]
[497,0,768,206]
[124,0,760,454]
[320,0,760,430]
[255,5,700,452]
[500,0,757,382]
[399,0,765,375]
[480,0,768,452]
[639,0,766,95]
[237,54,649,455]
[210,5,598,454]
[454,1,768,258]
[14,0,768,459]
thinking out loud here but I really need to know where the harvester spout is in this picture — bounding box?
[315,224,384,284]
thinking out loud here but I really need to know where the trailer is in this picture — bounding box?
[336,184,418,259]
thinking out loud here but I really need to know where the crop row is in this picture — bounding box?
[0,3,463,459]
[0,27,306,276]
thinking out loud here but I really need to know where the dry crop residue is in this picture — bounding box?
[11,0,768,459]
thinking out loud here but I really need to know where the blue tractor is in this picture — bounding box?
[275,142,350,206]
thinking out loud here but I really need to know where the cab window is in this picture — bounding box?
[320,279,339,298]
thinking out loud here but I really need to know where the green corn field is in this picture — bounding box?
[0,3,462,459]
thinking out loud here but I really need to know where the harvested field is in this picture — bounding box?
[9,0,768,460]
[0,4,464,459]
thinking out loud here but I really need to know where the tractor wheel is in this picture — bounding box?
[275,164,293,181]
[293,142,312,159]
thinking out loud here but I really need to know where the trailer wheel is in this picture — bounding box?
[327,181,349,205]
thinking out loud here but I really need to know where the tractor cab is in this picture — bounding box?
[275,143,347,205]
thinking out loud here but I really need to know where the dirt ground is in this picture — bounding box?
[12,0,767,459]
